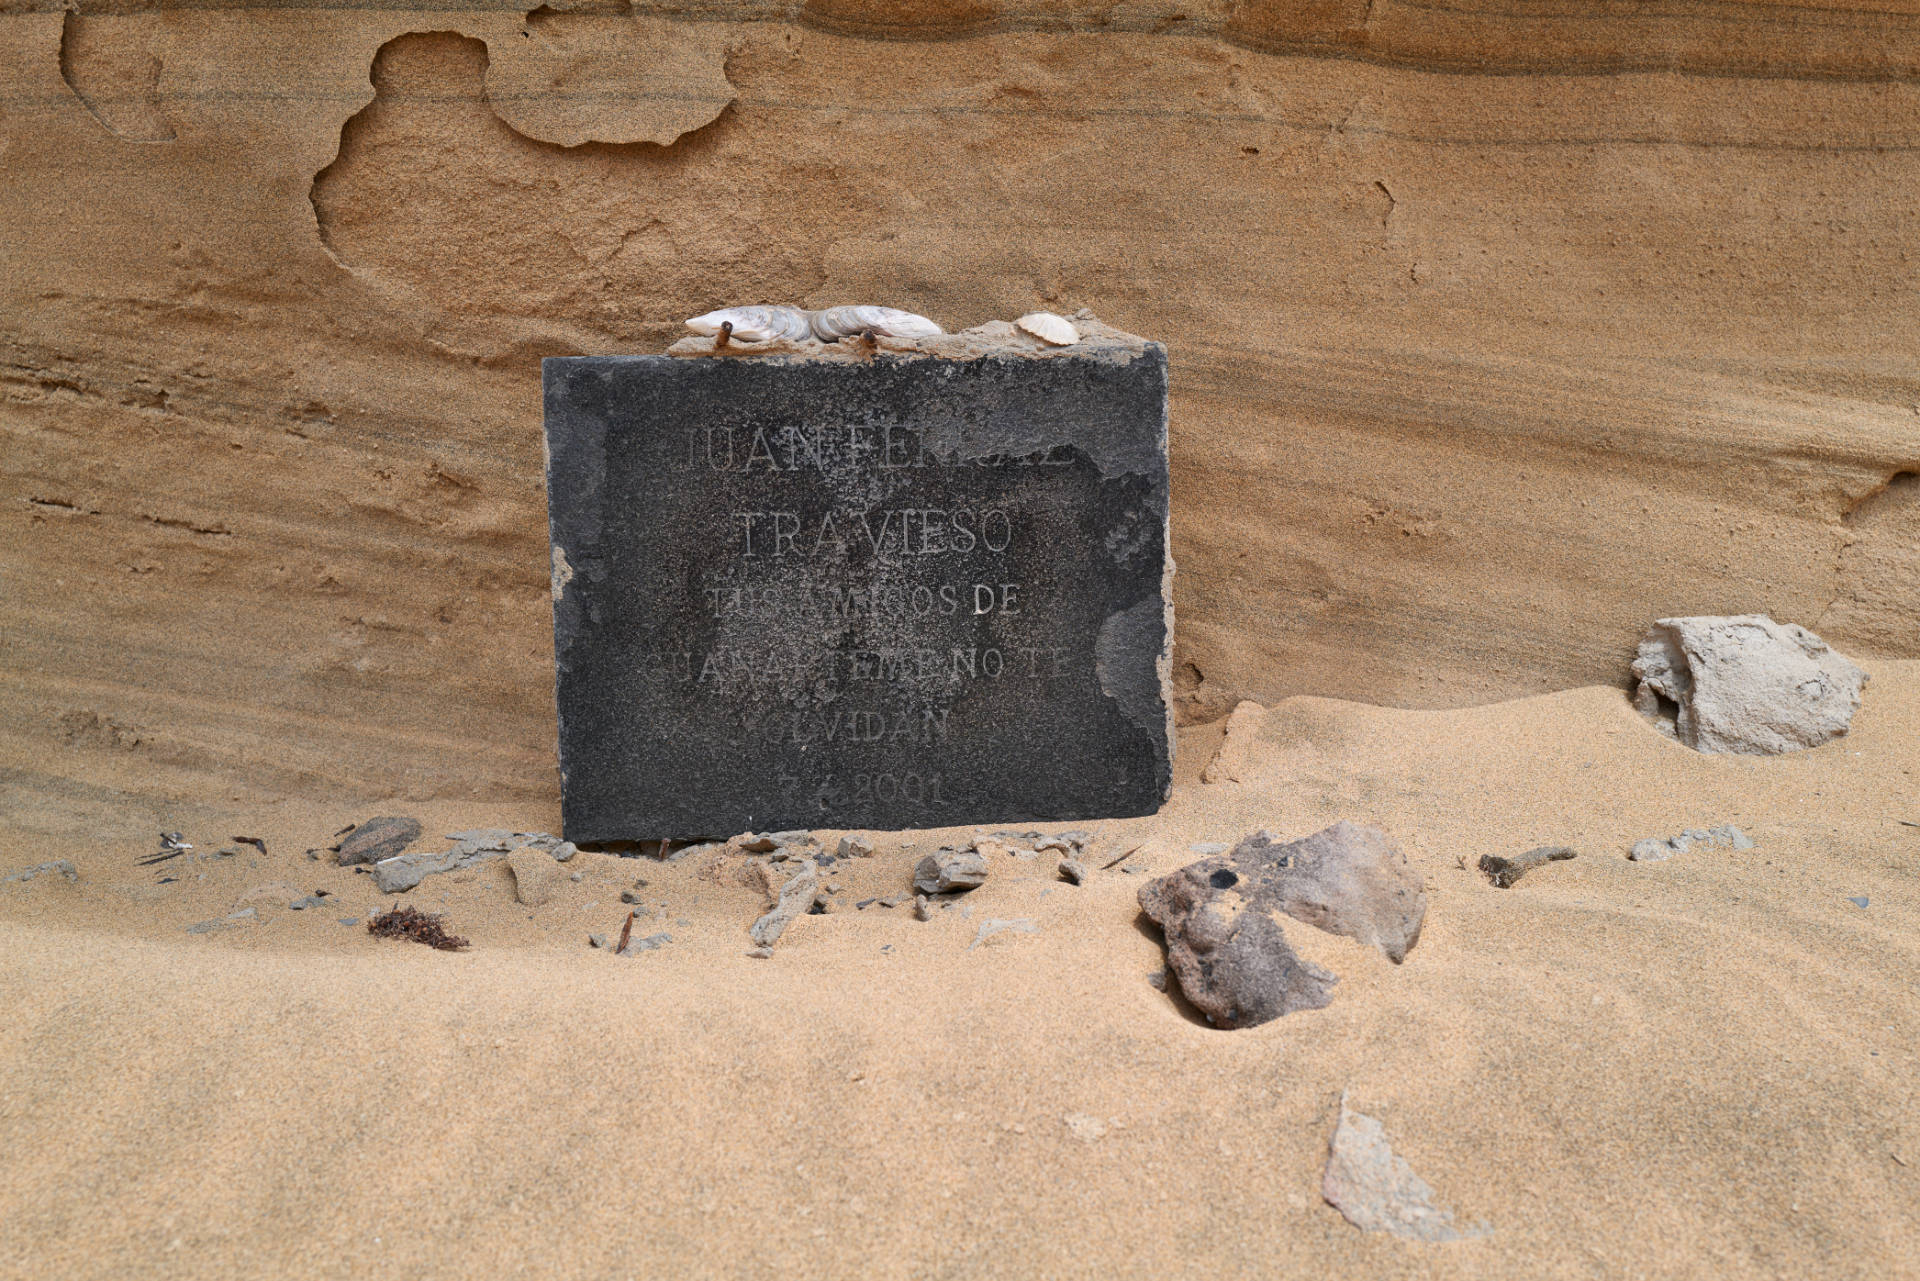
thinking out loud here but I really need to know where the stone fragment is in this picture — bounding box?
[735,834,779,853]
[289,895,327,911]
[544,333,1172,839]
[913,849,988,895]
[749,861,818,948]
[588,933,610,949]
[552,841,578,863]
[970,917,1038,949]
[619,932,672,954]
[1236,822,1427,963]
[837,835,875,859]
[1322,1097,1482,1242]
[1478,845,1576,889]
[508,847,561,906]
[1059,857,1088,885]
[336,816,423,866]
[3,859,78,884]
[914,894,933,921]
[1631,615,1868,755]
[1137,865,1336,1029]
[1629,824,1754,862]
[1138,821,1426,1028]
[619,889,645,905]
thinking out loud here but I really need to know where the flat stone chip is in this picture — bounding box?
[542,333,1171,839]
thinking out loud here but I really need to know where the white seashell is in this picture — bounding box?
[808,305,944,342]
[1015,312,1079,346]
[684,305,812,344]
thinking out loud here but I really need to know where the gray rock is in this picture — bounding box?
[746,946,774,959]
[1629,824,1754,863]
[1478,845,1576,889]
[735,834,780,853]
[914,894,933,921]
[1322,1097,1482,1242]
[335,816,422,866]
[375,847,478,894]
[552,841,578,863]
[588,933,610,949]
[749,861,818,947]
[837,835,875,859]
[620,932,672,954]
[1137,864,1336,1029]
[289,895,328,911]
[619,890,645,905]
[970,917,1038,949]
[3,859,78,884]
[1138,821,1428,1029]
[1058,857,1088,885]
[1632,615,1868,755]
[913,848,988,895]
[1237,822,1427,963]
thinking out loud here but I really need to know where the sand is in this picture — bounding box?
[3,666,1914,1278]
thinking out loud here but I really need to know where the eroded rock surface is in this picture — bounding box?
[1479,845,1576,889]
[1138,821,1427,1029]
[913,849,988,895]
[749,862,819,948]
[1632,616,1868,755]
[335,816,421,866]
[1322,1098,1482,1242]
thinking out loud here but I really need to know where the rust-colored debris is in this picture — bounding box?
[366,905,469,951]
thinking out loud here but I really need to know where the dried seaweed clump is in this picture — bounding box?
[367,905,469,951]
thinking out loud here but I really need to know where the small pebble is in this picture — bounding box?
[1849,896,1870,908]
[569,871,583,882]
[747,946,773,959]
[588,933,610,949]
[620,890,644,904]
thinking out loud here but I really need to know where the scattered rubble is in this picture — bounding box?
[1138,822,1427,1028]
[3,859,77,884]
[1629,824,1754,863]
[749,861,819,948]
[335,816,423,866]
[1479,845,1576,889]
[366,905,469,951]
[1322,1096,1483,1242]
[373,829,568,894]
[1632,615,1868,755]
[913,848,988,895]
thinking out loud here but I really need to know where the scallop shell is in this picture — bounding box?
[808,305,944,342]
[1015,311,1079,346]
[684,305,813,344]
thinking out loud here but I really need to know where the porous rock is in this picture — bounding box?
[335,816,422,866]
[508,846,561,906]
[913,849,988,895]
[1137,821,1427,1029]
[1479,845,1576,889]
[1322,1097,1480,1242]
[1233,821,1428,964]
[1629,824,1754,862]
[1632,615,1868,755]
[749,861,818,947]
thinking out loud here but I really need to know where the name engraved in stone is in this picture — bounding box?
[544,336,1170,838]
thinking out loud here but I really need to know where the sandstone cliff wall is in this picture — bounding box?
[4,1,1917,805]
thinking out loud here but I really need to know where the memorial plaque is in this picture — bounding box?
[543,322,1171,841]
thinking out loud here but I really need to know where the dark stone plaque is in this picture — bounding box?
[543,324,1170,841]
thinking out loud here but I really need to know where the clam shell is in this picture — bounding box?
[684,305,812,344]
[1015,311,1079,346]
[809,305,944,342]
